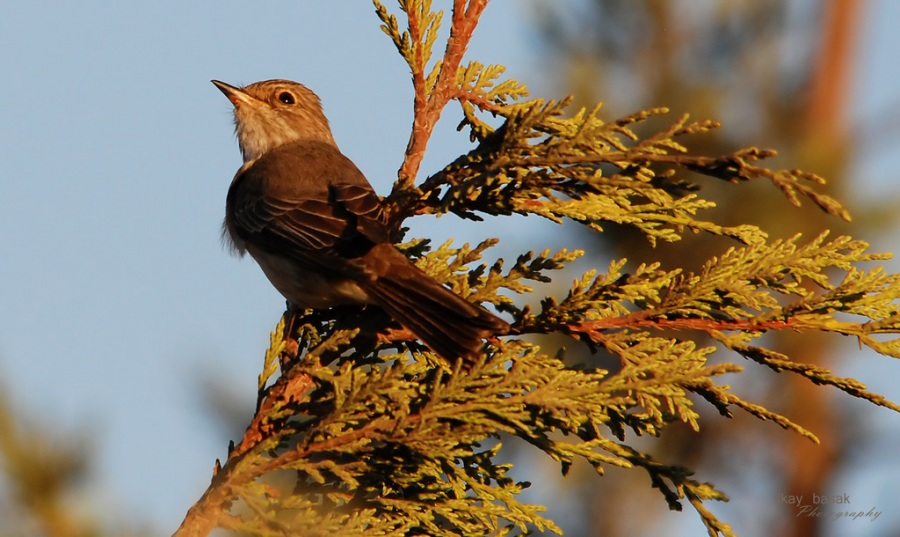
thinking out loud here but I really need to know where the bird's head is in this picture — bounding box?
[212,79,335,162]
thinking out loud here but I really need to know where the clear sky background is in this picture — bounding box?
[2,2,899,536]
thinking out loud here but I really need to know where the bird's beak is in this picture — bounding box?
[212,80,255,108]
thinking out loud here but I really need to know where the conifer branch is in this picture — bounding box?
[175,319,318,537]
[375,0,490,197]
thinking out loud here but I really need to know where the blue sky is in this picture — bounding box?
[2,2,899,536]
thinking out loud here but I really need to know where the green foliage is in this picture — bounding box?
[177,2,900,536]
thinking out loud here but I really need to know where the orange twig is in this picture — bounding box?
[174,357,314,537]
[567,316,797,342]
[396,0,490,190]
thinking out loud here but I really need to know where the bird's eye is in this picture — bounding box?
[278,91,295,105]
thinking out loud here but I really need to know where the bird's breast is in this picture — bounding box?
[246,245,370,308]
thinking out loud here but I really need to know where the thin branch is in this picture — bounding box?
[174,362,315,537]
[395,0,489,190]
[564,316,795,337]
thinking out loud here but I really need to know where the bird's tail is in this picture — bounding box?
[361,245,509,364]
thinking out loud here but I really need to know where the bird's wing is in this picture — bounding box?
[267,184,389,255]
[226,143,390,275]
[329,183,391,248]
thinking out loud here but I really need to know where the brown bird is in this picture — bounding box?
[212,79,508,362]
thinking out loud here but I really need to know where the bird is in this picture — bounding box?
[212,79,509,363]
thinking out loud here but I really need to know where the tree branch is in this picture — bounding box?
[174,359,315,537]
[395,0,489,191]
